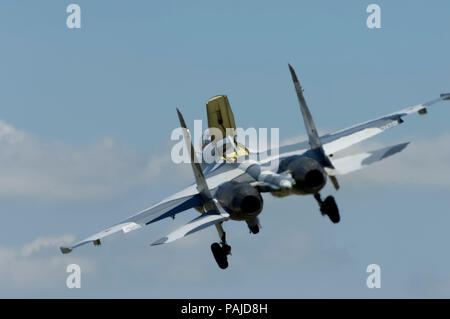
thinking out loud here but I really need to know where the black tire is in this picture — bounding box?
[321,196,340,224]
[249,225,260,234]
[211,243,229,269]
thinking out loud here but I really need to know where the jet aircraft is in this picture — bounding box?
[61,65,450,269]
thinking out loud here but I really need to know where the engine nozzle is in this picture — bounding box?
[288,156,326,193]
[214,182,263,220]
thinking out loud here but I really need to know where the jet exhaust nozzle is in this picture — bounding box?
[214,182,263,220]
[286,156,327,193]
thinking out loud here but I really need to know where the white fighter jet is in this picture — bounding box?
[61,65,450,269]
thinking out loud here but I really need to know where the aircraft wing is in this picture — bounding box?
[321,94,450,155]
[60,187,202,253]
[60,163,248,254]
[269,94,449,163]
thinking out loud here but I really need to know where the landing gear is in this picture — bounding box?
[211,243,229,269]
[246,217,261,234]
[314,193,340,224]
[249,225,260,234]
[211,223,231,269]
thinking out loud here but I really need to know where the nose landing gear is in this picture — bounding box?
[314,193,340,223]
[246,217,261,234]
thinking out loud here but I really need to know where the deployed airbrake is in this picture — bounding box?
[60,65,450,269]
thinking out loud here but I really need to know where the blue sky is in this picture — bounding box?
[0,1,450,298]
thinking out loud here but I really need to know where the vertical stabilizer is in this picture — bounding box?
[288,64,340,190]
[288,64,322,150]
[176,108,213,201]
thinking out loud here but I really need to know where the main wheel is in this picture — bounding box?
[249,225,260,234]
[321,196,340,224]
[211,243,229,269]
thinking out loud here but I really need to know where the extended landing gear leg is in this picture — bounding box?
[211,223,231,269]
[314,193,340,224]
[246,217,260,234]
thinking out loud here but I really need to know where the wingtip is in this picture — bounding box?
[440,93,450,101]
[400,141,411,149]
[60,247,72,254]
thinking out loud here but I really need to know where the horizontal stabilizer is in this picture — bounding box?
[441,93,450,101]
[327,142,410,176]
[151,210,229,246]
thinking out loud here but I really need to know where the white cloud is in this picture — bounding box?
[0,120,191,202]
[0,235,96,292]
[0,119,25,143]
[20,235,75,257]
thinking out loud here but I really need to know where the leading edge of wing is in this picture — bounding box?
[259,93,449,165]
[60,162,248,254]
[60,190,203,254]
[321,94,450,155]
